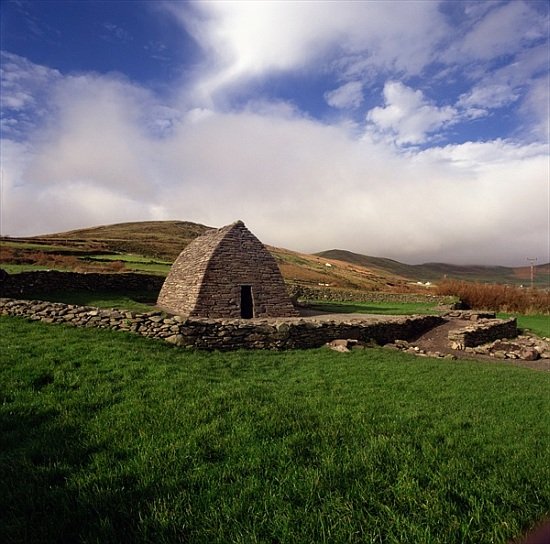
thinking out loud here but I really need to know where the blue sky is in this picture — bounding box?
[1,0,548,265]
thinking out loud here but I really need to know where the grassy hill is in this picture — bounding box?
[2,221,548,290]
[30,220,213,260]
[317,249,550,288]
[1,221,415,291]
[268,246,412,291]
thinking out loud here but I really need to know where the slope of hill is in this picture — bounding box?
[2,221,414,291]
[268,246,413,291]
[2,221,547,290]
[317,249,550,288]
[29,221,213,260]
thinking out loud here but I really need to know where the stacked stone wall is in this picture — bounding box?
[448,318,518,349]
[0,270,455,309]
[0,270,164,298]
[0,297,444,351]
[289,285,455,306]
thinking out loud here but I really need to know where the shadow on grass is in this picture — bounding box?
[0,407,184,543]
[304,302,432,315]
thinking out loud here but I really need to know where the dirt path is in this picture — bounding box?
[412,319,471,356]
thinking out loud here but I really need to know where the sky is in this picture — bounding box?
[0,0,549,266]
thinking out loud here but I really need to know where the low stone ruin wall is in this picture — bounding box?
[442,310,496,320]
[0,270,164,298]
[289,284,455,305]
[0,297,444,351]
[448,318,518,350]
[0,270,455,307]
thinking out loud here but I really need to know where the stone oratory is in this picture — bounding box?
[157,221,298,319]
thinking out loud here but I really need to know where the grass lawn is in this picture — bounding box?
[304,300,442,315]
[499,313,550,338]
[1,317,549,544]
[23,290,157,313]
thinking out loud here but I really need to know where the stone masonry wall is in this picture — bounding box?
[288,285,455,306]
[0,270,164,298]
[448,318,517,349]
[195,222,298,318]
[158,221,297,318]
[0,297,443,351]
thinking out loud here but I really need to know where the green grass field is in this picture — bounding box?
[304,300,441,316]
[0,240,75,252]
[1,316,549,544]
[499,313,550,338]
[24,290,157,313]
[0,263,64,273]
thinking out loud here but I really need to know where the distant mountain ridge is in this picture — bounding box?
[316,249,549,287]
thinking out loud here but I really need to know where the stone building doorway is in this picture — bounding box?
[240,285,254,318]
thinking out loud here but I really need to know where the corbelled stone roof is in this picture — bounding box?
[157,221,298,318]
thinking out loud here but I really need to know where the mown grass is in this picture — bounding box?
[23,290,157,313]
[1,260,169,275]
[499,313,550,338]
[0,240,73,252]
[1,316,549,544]
[305,300,440,315]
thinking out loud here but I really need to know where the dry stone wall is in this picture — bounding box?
[289,285,455,306]
[448,318,517,349]
[0,297,444,351]
[0,270,164,298]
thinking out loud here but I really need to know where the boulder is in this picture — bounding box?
[518,348,540,361]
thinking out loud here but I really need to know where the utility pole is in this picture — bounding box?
[527,257,537,289]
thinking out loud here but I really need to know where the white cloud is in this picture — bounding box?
[366,81,457,145]
[168,0,448,103]
[445,1,547,62]
[1,2,548,266]
[324,81,363,109]
[457,83,519,116]
[519,76,550,142]
[22,74,163,198]
[2,65,547,265]
[0,52,61,138]
[454,40,549,121]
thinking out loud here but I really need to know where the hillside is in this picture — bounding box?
[1,221,413,292]
[317,249,550,288]
[27,221,213,260]
[268,246,413,292]
[2,221,547,290]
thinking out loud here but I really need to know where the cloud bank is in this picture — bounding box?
[1,1,548,266]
